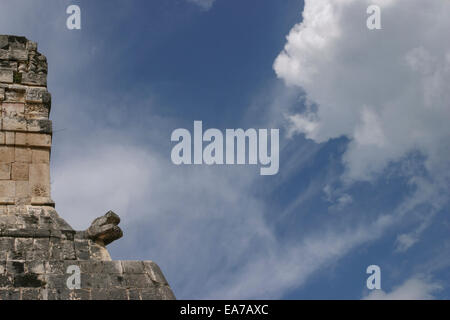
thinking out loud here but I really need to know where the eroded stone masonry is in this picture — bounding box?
[0,35,175,300]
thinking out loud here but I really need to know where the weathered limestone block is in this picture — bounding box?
[28,53,47,74]
[21,72,46,86]
[6,37,27,49]
[0,36,8,49]
[14,132,26,145]
[5,132,14,145]
[29,163,51,204]
[11,162,29,181]
[15,181,30,202]
[14,147,32,163]
[0,164,10,180]
[0,70,13,83]
[0,181,15,202]
[25,87,50,104]
[0,61,17,71]
[2,102,25,117]
[0,146,14,163]
[28,133,51,148]
[2,116,27,131]
[14,132,51,148]
[8,50,28,62]
[31,149,49,163]
[26,119,52,133]
[4,88,25,103]
[24,104,49,119]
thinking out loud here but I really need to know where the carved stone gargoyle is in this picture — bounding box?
[85,210,123,246]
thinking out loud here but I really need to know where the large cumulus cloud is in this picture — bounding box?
[274,0,450,181]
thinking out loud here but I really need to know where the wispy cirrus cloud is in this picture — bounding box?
[186,0,215,10]
[363,276,442,300]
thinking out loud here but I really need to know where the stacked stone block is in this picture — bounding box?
[0,260,174,300]
[0,35,52,207]
[0,35,175,300]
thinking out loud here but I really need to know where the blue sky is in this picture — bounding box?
[1,0,450,299]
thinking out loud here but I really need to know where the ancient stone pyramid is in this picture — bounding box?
[0,35,175,300]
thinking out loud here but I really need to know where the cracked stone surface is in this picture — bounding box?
[0,35,175,300]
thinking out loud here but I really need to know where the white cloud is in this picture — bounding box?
[51,131,438,298]
[52,143,158,229]
[186,0,215,10]
[395,233,419,252]
[323,184,353,211]
[48,90,405,298]
[212,213,394,299]
[51,121,274,298]
[363,277,441,300]
[274,0,450,182]
[395,205,437,252]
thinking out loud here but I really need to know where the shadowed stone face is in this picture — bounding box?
[0,35,175,300]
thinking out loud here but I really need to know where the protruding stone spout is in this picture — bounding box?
[86,210,123,246]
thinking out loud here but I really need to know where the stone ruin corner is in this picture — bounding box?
[0,35,175,300]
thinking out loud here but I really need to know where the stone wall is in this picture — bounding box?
[0,260,174,300]
[0,35,52,207]
[0,35,175,300]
